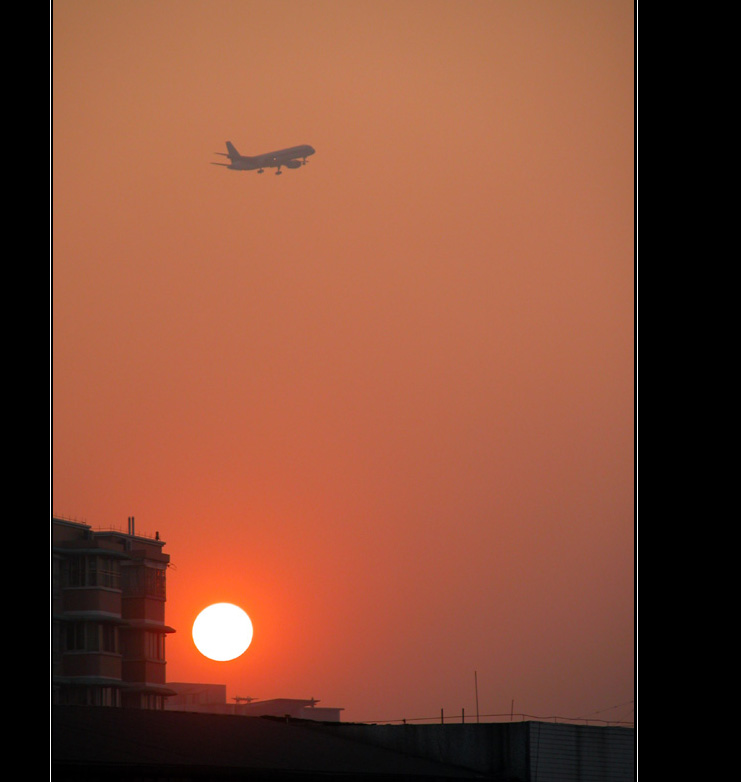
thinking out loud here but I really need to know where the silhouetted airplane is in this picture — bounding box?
[213,142,315,175]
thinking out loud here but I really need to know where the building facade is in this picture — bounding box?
[52,516,176,709]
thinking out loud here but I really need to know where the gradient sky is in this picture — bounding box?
[52,0,634,724]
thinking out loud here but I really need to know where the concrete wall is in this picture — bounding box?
[328,721,633,781]
[62,587,122,614]
[62,651,122,680]
[332,722,528,779]
[528,722,634,782]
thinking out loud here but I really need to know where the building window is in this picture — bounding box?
[52,621,62,664]
[101,623,118,653]
[66,622,87,651]
[52,558,61,597]
[65,555,120,589]
[121,564,166,599]
[65,621,119,653]
[145,631,166,660]
[142,693,164,710]
[61,686,120,707]
[87,556,97,586]
[97,558,121,589]
[67,556,83,587]
[146,567,166,599]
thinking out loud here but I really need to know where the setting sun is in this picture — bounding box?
[192,603,253,662]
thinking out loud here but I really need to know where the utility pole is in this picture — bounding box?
[474,671,480,723]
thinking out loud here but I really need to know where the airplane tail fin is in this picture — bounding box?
[225,141,240,160]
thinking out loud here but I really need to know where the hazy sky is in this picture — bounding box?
[52,0,634,724]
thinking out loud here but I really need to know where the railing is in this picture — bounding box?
[356,707,634,728]
[94,523,162,540]
[53,514,162,541]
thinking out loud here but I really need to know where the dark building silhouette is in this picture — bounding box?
[52,706,635,781]
[52,516,176,708]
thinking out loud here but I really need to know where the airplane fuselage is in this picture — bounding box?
[215,142,315,173]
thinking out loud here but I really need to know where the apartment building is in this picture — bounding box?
[52,516,176,708]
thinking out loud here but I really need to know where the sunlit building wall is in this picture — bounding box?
[52,517,176,709]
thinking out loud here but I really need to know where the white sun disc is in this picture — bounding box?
[192,603,253,661]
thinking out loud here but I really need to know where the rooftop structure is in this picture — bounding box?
[166,682,344,722]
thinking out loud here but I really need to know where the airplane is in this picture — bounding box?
[213,141,315,175]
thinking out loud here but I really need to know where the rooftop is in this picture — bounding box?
[52,706,483,781]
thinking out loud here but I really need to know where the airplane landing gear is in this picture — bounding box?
[257,169,264,174]
[276,169,282,175]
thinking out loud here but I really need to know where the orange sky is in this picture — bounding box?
[52,0,634,724]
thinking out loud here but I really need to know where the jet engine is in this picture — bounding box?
[284,160,302,169]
